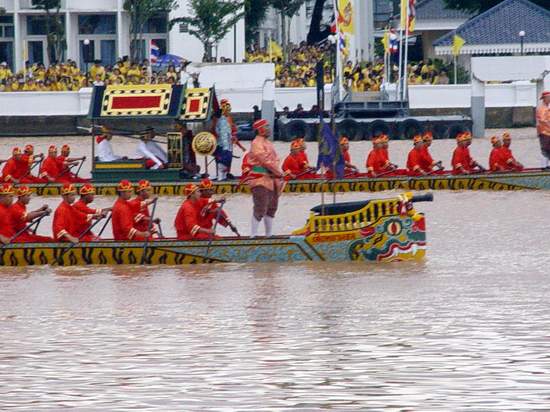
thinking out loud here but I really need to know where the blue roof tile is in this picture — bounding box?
[434,0,550,46]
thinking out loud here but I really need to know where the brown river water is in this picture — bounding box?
[1,129,550,410]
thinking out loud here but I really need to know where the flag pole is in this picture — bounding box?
[454,55,458,84]
[397,13,404,101]
[402,0,411,101]
[333,0,343,102]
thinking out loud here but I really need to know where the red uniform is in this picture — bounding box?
[112,197,146,241]
[407,147,424,175]
[20,154,46,183]
[0,203,15,240]
[419,146,435,172]
[128,198,151,232]
[56,155,88,183]
[500,146,523,171]
[198,198,230,230]
[452,146,475,174]
[52,200,93,241]
[40,156,71,183]
[0,157,41,183]
[489,148,506,172]
[73,199,100,241]
[174,199,211,240]
[9,201,53,242]
[366,148,389,175]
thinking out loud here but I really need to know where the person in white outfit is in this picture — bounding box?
[95,126,124,162]
[136,127,168,169]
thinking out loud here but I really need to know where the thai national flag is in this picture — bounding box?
[389,29,399,54]
[150,41,160,64]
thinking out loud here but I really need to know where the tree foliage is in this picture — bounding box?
[123,0,179,62]
[443,0,550,12]
[172,0,244,62]
[32,0,65,63]
[245,0,270,45]
[270,0,305,57]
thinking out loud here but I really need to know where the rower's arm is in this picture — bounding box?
[0,234,9,245]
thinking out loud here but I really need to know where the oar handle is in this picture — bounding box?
[410,193,434,203]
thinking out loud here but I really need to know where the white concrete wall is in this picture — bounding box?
[0,82,544,116]
[408,83,539,109]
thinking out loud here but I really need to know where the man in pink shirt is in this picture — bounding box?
[536,91,550,168]
[246,119,284,237]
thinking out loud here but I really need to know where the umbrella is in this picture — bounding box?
[152,54,184,70]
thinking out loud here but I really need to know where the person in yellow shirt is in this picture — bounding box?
[126,63,141,79]
[89,60,106,81]
[0,62,13,82]
[22,78,38,91]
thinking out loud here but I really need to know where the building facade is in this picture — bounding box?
[0,0,245,72]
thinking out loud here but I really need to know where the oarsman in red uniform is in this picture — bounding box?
[419,131,443,173]
[536,91,550,168]
[174,183,217,240]
[9,185,53,243]
[21,144,46,183]
[40,146,70,183]
[73,184,109,241]
[246,119,284,237]
[112,180,152,241]
[407,135,428,175]
[489,136,506,172]
[339,137,358,175]
[2,147,26,183]
[57,144,88,183]
[282,141,316,179]
[451,132,484,174]
[501,132,523,171]
[379,134,399,170]
[52,184,98,243]
[198,178,239,235]
[129,180,160,237]
[0,183,15,244]
[326,137,359,178]
[366,137,395,177]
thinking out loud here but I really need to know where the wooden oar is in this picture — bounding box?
[1,213,49,248]
[40,164,77,191]
[140,198,158,265]
[205,200,225,258]
[97,213,112,237]
[74,158,85,177]
[54,217,106,265]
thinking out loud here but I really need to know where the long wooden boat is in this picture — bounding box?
[27,169,550,197]
[0,193,431,267]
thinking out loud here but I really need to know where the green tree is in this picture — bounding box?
[124,0,179,62]
[172,0,244,62]
[270,0,305,56]
[32,0,66,63]
[245,0,270,46]
[443,0,550,12]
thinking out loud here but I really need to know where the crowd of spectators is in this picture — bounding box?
[246,42,455,90]
[0,57,195,92]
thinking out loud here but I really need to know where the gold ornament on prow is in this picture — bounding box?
[192,131,217,156]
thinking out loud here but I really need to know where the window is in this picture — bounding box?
[144,14,168,33]
[27,16,48,35]
[78,15,116,35]
[0,42,14,70]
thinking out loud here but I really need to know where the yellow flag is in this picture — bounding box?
[452,34,465,56]
[269,40,283,58]
[382,30,390,53]
[401,0,416,32]
[338,0,354,34]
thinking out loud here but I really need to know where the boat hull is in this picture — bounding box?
[0,215,426,267]
[28,171,550,197]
